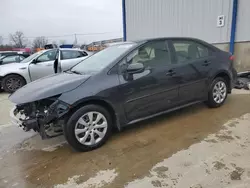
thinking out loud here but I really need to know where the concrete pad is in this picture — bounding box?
[126,114,250,188]
[232,89,250,95]
[1,92,250,187]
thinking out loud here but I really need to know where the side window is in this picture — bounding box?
[37,50,57,63]
[197,45,209,58]
[19,55,25,61]
[172,40,210,64]
[61,50,84,60]
[127,40,171,67]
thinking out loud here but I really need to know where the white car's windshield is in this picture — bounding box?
[20,50,45,63]
[71,43,136,74]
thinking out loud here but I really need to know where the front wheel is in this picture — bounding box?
[63,105,112,152]
[206,77,228,108]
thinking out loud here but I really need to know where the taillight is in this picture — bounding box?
[229,55,234,61]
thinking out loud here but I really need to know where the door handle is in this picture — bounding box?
[166,70,176,76]
[46,64,53,66]
[203,60,211,66]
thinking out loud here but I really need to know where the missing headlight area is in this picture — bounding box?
[11,97,70,139]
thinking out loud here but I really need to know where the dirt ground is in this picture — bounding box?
[0,90,250,188]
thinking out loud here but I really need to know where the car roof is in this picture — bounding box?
[104,37,209,46]
[0,51,29,54]
[42,48,85,51]
[59,48,83,51]
[133,37,208,43]
[0,51,17,54]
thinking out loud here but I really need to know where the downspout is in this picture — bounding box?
[229,0,238,54]
[122,0,127,41]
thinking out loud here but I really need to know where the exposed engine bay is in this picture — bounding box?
[10,96,70,139]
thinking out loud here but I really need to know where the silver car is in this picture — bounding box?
[0,48,89,92]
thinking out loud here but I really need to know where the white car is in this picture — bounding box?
[0,48,89,92]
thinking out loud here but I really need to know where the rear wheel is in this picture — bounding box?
[63,104,112,152]
[206,77,228,108]
[2,74,26,93]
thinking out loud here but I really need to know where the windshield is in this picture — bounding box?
[20,50,45,63]
[71,43,136,74]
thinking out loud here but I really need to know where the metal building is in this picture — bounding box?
[122,0,250,71]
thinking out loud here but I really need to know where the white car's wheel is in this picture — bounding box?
[2,74,26,93]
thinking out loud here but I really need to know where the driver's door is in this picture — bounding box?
[29,49,58,81]
[118,40,179,121]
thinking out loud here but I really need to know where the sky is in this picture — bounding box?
[0,0,123,45]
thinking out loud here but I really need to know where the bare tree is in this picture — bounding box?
[59,40,66,45]
[9,31,27,48]
[32,36,48,49]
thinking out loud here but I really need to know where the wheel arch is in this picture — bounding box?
[68,98,120,131]
[211,71,232,93]
[2,73,27,84]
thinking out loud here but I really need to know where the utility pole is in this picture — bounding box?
[74,34,77,45]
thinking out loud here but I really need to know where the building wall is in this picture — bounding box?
[125,0,233,43]
[125,0,250,71]
[235,0,250,42]
[214,42,250,71]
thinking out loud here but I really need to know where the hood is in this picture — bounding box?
[9,72,91,104]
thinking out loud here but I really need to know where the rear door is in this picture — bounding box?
[118,40,179,121]
[169,39,215,103]
[60,50,88,71]
[29,49,57,81]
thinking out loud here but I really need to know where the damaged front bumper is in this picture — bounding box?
[10,99,70,139]
[10,107,25,127]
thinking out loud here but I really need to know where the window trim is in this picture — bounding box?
[35,49,58,63]
[169,39,213,64]
[2,55,20,63]
[81,51,88,57]
[120,39,171,69]
[61,50,85,60]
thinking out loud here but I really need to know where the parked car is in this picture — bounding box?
[0,51,30,58]
[44,44,58,49]
[0,48,89,92]
[0,53,30,65]
[9,37,236,152]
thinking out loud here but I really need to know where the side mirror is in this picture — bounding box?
[32,59,37,64]
[0,60,3,64]
[127,62,144,74]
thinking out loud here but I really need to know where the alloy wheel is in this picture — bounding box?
[74,111,108,146]
[6,77,22,91]
[212,81,227,104]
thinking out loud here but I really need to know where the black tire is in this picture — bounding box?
[64,104,112,152]
[2,74,26,93]
[206,77,228,108]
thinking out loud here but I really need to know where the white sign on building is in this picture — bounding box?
[217,15,225,27]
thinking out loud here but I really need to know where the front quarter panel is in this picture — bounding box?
[58,73,120,107]
[0,63,31,83]
[58,72,126,128]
